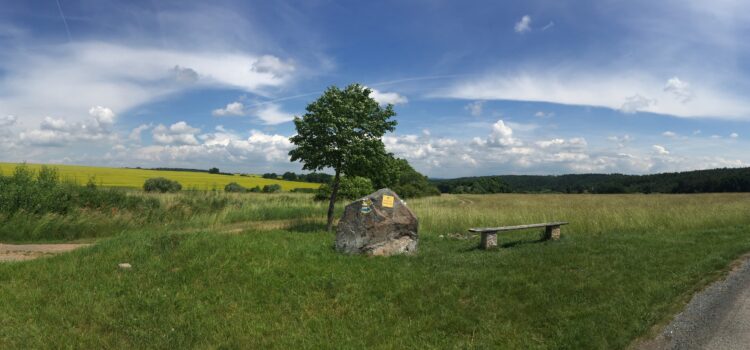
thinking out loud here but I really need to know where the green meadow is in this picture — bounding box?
[2,166,750,348]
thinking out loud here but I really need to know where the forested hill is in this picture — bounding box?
[431,167,750,194]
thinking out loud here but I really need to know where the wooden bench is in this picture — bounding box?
[469,222,568,249]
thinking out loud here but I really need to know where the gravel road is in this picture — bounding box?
[636,255,750,349]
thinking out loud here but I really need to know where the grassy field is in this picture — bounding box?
[0,162,320,191]
[2,190,750,348]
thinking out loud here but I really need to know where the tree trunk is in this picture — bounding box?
[326,169,341,232]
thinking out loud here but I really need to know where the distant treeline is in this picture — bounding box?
[132,167,331,182]
[262,172,333,183]
[136,167,234,176]
[432,167,750,194]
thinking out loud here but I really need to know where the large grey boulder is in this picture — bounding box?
[335,188,418,256]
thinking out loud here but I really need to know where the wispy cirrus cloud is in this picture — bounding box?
[0,43,296,127]
[434,71,750,119]
[253,103,296,125]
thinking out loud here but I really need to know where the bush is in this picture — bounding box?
[314,176,374,201]
[208,167,220,174]
[290,188,316,193]
[262,184,282,193]
[224,182,247,193]
[262,173,278,179]
[143,177,182,193]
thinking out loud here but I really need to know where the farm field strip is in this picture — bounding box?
[0,162,320,191]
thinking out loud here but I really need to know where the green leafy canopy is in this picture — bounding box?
[288,84,397,177]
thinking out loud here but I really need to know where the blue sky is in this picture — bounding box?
[1,0,748,177]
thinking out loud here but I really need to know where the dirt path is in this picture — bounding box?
[181,217,326,235]
[1,218,324,262]
[635,254,750,349]
[454,195,474,205]
[0,243,91,262]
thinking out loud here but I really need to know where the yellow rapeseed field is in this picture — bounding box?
[0,162,320,191]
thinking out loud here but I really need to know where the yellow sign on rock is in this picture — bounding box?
[382,195,395,208]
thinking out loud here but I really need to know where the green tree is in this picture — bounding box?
[208,167,220,174]
[281,172,298,181]
[289,83,397,231]
[389,158,440,198]
[314,176,374,201]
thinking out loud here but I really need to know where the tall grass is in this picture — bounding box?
[413,193,750,236]
[4,165,750,243]
[0,165,159,215]
[0,165,237,241]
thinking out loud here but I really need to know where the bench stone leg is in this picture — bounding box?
[544,225,561,240]
[480,232,498,249]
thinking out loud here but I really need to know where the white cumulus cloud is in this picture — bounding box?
[0,115,17,127]
[369,89,408,106]
[129,124,153,142]
[515,15,531,33]
[88,106,116,125]
[18,109,118,147]
[212,102,246,116]
[474,119,520,147]
[152,121,200,145]
[652,145,670,155]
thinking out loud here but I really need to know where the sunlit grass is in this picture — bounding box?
[412,193,750,236]
[2,192,750,348]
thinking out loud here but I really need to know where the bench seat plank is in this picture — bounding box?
[469,222,568,233]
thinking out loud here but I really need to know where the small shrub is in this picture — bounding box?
[224,182,247,193]
[143,177,182,193]
[249,185,261,193]
[262,184,282,193]
[314,176,373,201]
[290,188,316,193]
